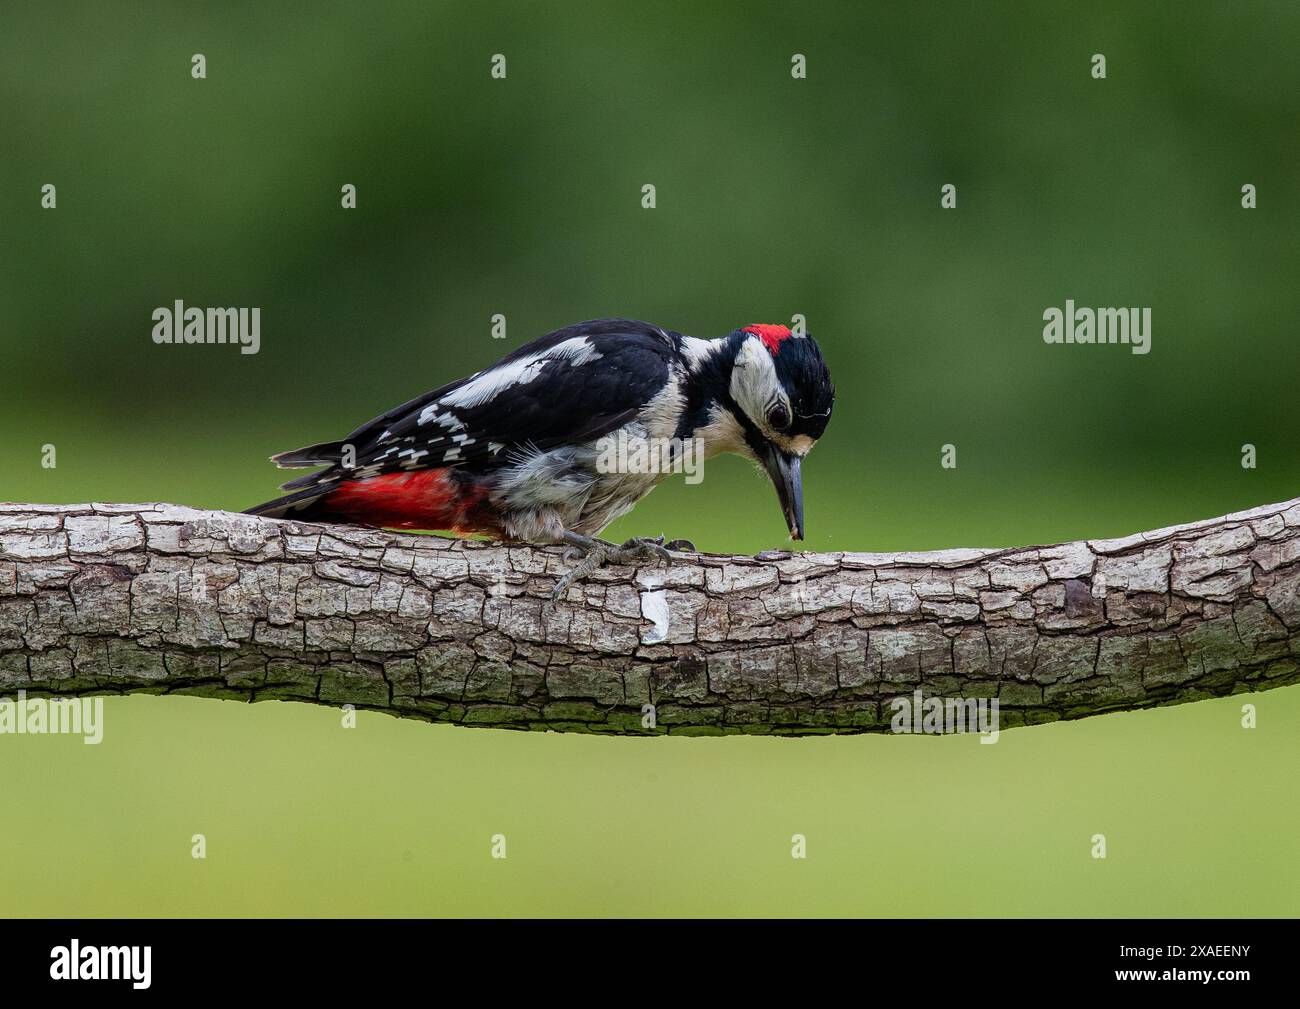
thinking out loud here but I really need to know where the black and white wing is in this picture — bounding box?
[272,319,678,491]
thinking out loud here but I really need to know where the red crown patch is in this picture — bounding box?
[742,324,793,355]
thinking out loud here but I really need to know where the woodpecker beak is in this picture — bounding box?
[760,447,804,540]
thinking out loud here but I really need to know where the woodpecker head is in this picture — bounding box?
[721,324,834,540]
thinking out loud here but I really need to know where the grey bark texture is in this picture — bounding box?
[1,498,1298,735]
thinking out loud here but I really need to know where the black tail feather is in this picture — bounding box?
[270,440,346,469]
[243,481,339,520]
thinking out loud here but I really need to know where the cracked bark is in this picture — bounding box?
[1,498,1298,735]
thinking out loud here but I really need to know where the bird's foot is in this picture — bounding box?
[549,533,684,602]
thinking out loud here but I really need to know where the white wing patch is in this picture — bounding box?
[439,337,603,410]
[414,407,467,431]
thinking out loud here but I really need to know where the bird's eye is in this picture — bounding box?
[767,403,791,431]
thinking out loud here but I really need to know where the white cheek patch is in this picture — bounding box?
[729,336,782,425]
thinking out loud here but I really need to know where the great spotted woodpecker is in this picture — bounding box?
[247,319,834,596]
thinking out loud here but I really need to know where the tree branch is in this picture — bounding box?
[1,498,1297,735]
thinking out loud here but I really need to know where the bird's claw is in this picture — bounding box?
[548,534,681,604]
[611,534,671,566]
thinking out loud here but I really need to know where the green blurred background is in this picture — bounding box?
[2,1,1297,916]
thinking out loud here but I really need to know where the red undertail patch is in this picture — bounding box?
[320,469,490,532]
